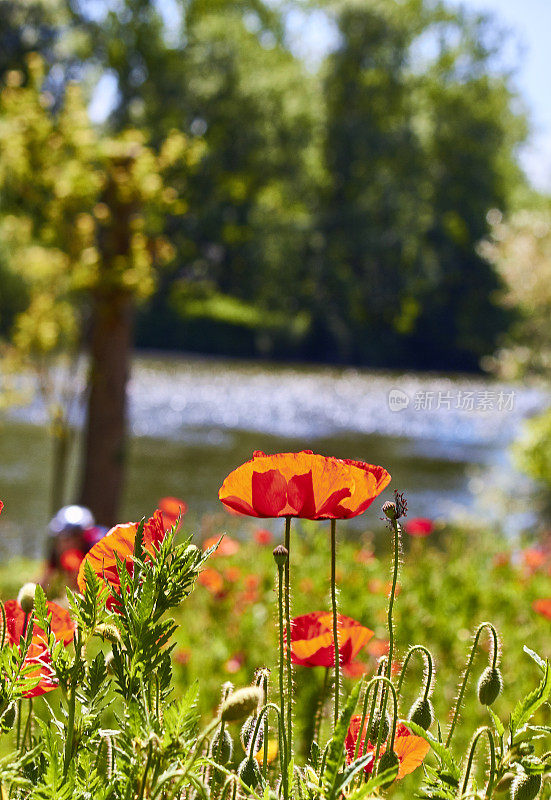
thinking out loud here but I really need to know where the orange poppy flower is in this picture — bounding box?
[286,611,373,668]
[203,535,240,557]
[345,719,429,778]
[4,599,74,697]
[219,451,390,520]
[533,598,551,620]
[159,496,188,529]
[198,568,224,595]
[77,510,166,603]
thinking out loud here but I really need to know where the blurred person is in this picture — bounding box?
[43,505,108,590]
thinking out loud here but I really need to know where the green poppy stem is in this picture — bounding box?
[330,519,340,727]
[460,727,496,798]
[277,561,289,800]
[284,516,293,760]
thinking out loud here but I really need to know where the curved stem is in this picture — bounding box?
[446,623,499,748]
[459,727,496,799]
[0,601,6,649]
[284,517,293,759]
[330,519,340,727]
[396,645,434,701]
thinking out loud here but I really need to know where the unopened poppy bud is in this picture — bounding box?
[377,750,399,788]
[211,728,233,764]
[495,773,515,794]
[382,502,397,520]
[241,715,263,754]
[511,773,542,800]
[184,544,200,560]
[105,651,115,674]
[237,756,261,789]
[221,686,263,722]
[408,697,434,730]
[95,623,121,644]
[369,711,391,743]
[17,583,36,615]
[0,704,16,732]
[272,545,288,567]
[477,666,503,706]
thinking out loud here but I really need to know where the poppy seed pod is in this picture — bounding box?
[237,757,261,789]
[369,711,391,743]
[221,686,263,722]
[240,715,263,754]
[272,545,288,567]
[511,772,542,800]
[382,502,397,520]
[211,728,233,764]
[495,773,516,794]
[477,666,503,706]
[377,750,399,788]
[95,623,122,644]
[17,583,37,615]
[408,697,434,730]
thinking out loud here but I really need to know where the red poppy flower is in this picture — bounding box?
[60,548,85,573]
[406,518,434,537]
[533,598,551,620]
[159,496,188,529]
[523,548,546,572]
[219,451,391,520]
[198,568,224,595]
[77,510,166,603]
[0,500,3,515]
[253,528,273,545]
[203,535,240,557]
[345,719,429,778]
[286,611,373,668]
[4,599,74,697]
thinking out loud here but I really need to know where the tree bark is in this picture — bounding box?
[79,153,137,526]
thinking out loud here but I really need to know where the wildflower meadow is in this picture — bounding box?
[0,452,549,799]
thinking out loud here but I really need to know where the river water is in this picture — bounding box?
[0,354,548,557]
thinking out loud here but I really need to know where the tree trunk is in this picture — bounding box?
[79,152,137,526]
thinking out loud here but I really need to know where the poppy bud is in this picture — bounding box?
[17,583,36,615]
[382,502,397,520]
[408,697,434,730]
[377,750,399,788]
[495,773,515,794]
[184,544,200,559]
[369,711,391,743]
[105,651,115,674]
[237,756,261,789]
[0,704,15,732]
[477,666,503,706]
[240,715,263,754]
[511,773,542,800]
[211,728,233,764]
[221,686,263,722]
[95,623,121,644]
[272,545,288,567]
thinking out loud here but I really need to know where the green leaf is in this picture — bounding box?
[488,708,505,738]
[523,646,547,674]
[322,680,362,800]
[33,584,49,630]
[406,720,461,779]
[510,660,551,734]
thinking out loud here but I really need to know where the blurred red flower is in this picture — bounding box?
[198,568,224,595]
[203,535,240,557]
[533,598,551,620]
[253,528,273,545]
[59,548,85,574]
[286,611,373,668]
[174,647,191,666]
[224,566,242,583]
[224,652,245,673]
[523,548,547,573]
[4,599,74,697]
[158,496,188,530]
[405,518,434,537]
[219,451,390,519]
[77,510,166,605]
[367,639,389,659]
[345,719,429,778]
[343,661,369,679]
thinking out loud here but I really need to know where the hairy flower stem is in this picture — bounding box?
[376,517,401,763]
[446,622,499,748]
[313,667,330,747]
[396,645,434,701]
[330,519,340,727]
[460,727,496,798]
[261,672,269,780]
[284,516,293,759]
[277,562,289,800]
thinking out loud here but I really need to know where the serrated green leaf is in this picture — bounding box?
[511,660,551,734]
[524,646,547,674]
[322,680,362,800]
[488,708,505,738]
